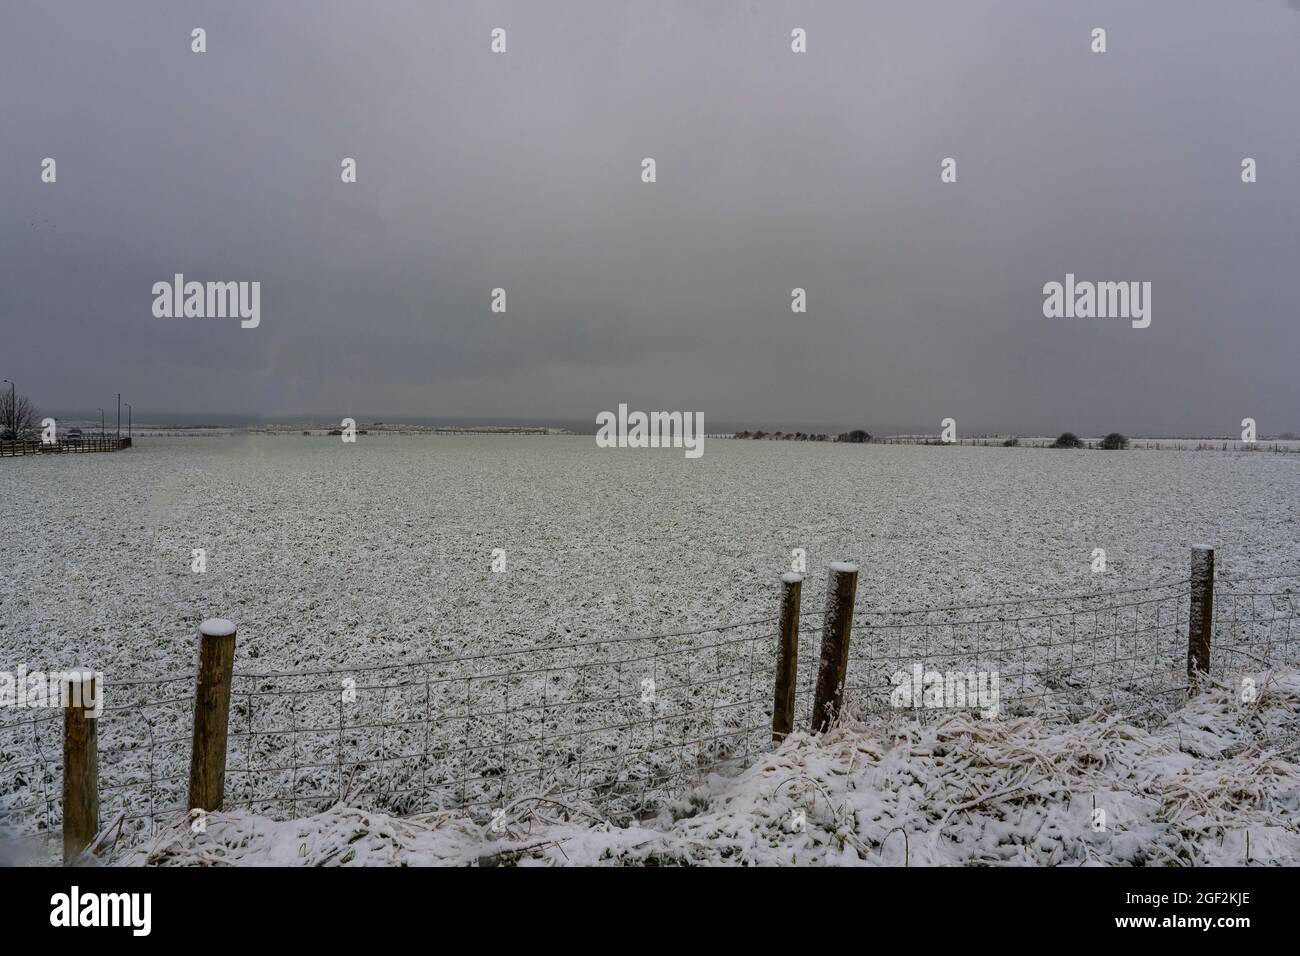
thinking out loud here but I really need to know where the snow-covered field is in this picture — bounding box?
[1,435,1297,862]
[3,435,1297,671]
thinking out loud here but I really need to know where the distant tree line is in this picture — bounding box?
[1051,431,1129,450]
[733,429,870,443]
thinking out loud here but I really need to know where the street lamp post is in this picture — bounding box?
[1,379,13,438]
[117,393,121,438]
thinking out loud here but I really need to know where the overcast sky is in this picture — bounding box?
[2,1,1298,434]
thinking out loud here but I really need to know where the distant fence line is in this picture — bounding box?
[2,548,1298,861]
[873,439,1300,455]
[868,436,1300,452]
[720,434,1300,452]
[127,430,237,438]
[10,431,1295,451]
[253,428,557,437]
[0,436,131,457]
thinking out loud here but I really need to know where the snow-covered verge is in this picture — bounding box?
[102,668,1300,866]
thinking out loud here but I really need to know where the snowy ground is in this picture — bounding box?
[77,668,1300,866]
[1,436,1297,861]
[2,435,1297,675]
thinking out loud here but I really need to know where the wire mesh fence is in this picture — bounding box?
[220,618,779,824]
[842,579,1194,722]
[0,672,196,847]
[0,707,62,837]
[3,561,1299,853]
[1,618,785,844]
[1212,572,1300,676]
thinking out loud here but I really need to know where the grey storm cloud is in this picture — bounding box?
[1,0,1297,435]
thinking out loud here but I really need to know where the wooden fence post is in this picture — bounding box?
[772,572,803,743]
[811,562,858,733]
[188,618,237,813]
[62,667,99,863]
[1187,546,1214,692]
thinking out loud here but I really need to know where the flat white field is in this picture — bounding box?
[1,436,1297,843]
[1,435,1296,675]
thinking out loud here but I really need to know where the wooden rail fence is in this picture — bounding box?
[0,436,132,457]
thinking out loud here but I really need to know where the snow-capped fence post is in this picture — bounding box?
[62,667,99,863]
[188,618,237,813]
[811,562,858,733]
[772,572,803,743]
[1187,546,1214,692]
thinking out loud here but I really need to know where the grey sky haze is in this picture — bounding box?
[2,0,1298,434]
